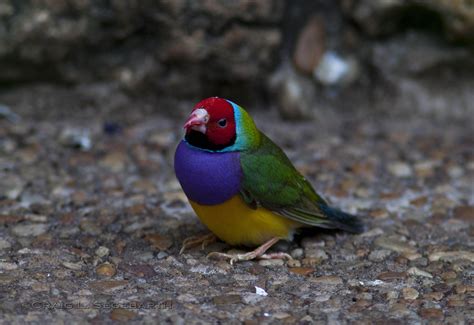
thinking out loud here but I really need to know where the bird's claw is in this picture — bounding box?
[179,233,216,254]
[207,251,293,265]
[206,252,244,265]
[206,237,292,265]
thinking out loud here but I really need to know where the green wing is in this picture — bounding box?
[239,132,334,228]
[240,132,364,233]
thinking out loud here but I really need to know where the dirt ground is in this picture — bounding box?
[0,85,472,324]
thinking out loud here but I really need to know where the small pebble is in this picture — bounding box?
[424,292,444,301]
[62,262,83,270]
[386,291,399,300]
[258,259,285,267]
[304,248,328,260]
[212,294,241,305]
[273,312,291,320]
[0,239,12,250]
[0,262,18,270]
[110,308,137,321]
[290,248,304,259]
[0,274,16,285]
[388,162,412,177]
[402,287,419,300]
[95,246,110,257]
[96,263,116,277]
[441,271,457,280]
[377,271,407,281]
[375,236,417,254]
[310,275,343,285]
[145,234,173,251]
[286,259,301,267]
[453,206,474,221]
[429,251,474,262]
[289,267,314,276]
[368,249,392,261]
[407,267,433,278]
[156,251,168,259]
[242,293,266,305]
[11,224,48,237]
[186,258,199,266]
[419,308,444,320]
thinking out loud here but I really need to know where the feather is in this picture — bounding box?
[239,132,364,233]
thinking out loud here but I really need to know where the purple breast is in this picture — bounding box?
[174,141,242,205]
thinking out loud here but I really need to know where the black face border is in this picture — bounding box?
[185,130,236,151]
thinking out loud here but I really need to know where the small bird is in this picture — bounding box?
[174,97,364,264]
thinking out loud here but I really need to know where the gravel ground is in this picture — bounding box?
[0,86,473,324]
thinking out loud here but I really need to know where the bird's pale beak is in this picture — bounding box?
[183,108,209,134]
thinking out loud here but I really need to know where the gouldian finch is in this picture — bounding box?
[174,97,364,264]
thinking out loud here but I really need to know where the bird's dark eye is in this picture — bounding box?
[217,118,227,127]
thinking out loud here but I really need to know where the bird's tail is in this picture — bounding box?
[319,204,365,234]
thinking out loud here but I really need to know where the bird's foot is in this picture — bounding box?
[207,237,293,265]
[179,233,217,254]
[259,252,293,260]
[207,251,293,265]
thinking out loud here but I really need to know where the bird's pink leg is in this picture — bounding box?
[207,237,293,265]
[179,233,217,254]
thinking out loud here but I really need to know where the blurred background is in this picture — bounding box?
[0,0,473,120]
[0,2,473,323]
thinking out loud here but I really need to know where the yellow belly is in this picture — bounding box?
[189,195,301,246]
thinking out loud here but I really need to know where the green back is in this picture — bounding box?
[239,132,333,227]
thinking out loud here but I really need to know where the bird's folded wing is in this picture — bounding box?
[239,134,335,228]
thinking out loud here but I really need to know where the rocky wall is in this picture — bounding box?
[0,0,284,103]
[0,0,473,119]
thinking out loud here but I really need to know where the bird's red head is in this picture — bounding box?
[184,97,236,150]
